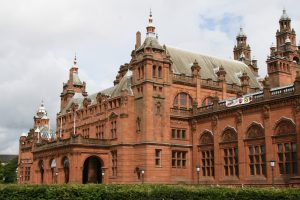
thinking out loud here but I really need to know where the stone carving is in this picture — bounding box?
[293,98,300,115]
[262,105,270,119]
[155,101,162,115]
[211,115,218,128]
[83,98,91,108]
[275,120,296,135]
[235,110,242,124]
[247,124,264,139]
[191,119,197,132]
[200,132,214,145]
[222,128,237,142]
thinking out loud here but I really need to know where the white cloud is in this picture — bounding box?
[0,0,299,153]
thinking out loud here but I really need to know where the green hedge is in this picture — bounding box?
[0,184,300,200]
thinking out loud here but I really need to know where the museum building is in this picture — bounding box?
[18,10,300,186]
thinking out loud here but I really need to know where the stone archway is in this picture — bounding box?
[62,157,70,184]
[82,156,103,184]
[38,160,44,184]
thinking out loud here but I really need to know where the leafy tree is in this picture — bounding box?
[0,161,3,183]
[3,157,18,183]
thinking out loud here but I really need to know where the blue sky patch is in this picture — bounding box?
[199,13,243,38]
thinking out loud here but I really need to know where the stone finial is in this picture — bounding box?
[191,59,201,77]
[217,65,226,81]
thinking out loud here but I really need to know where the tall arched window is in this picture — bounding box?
[158,66,162,78]
[153,65,157,77]
[50,159,57,184]
[220,127,238,177]
[38,160,44,184]
[62,157,70,183]
[245,122,266,176]
[202,96,214,106]
[273,118,297,175]
[173,92,193,109]
[199,131,214,177]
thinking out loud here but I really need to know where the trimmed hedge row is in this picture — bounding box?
[0,184,300,200]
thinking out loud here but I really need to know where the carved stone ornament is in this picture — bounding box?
[222,128,238,142]
[235,110,242,124]
[275,120,296,136]
[155,101,162,115]
[109,112,118,120]
[200,132,214,145]
[121,94,128,106]
[262,105,270,119]
[211,115,218,128]
[247,124,264,139]
[292,98,300,115]
[83,98,91,108]
[191,119,197,132]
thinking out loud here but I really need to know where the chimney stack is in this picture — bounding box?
[135,31,141,49]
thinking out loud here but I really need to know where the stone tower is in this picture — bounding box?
[233,28,258,76]
[130,11,172,143]
[267,9,300,87]
[60,56,87,111]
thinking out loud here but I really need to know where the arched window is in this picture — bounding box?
[220,127,238,177]
[173,92,193,109]
[50,159,57,184]
[158,66,162,78]
[62,157,70,183]
[152,65,156,77]
[245,123,266,176]
[273,118,297,175]
[202,96,214,106]
[138,67,141,79]
[199,131,214,177]
[38,160,44,184]
[293,57,299,64]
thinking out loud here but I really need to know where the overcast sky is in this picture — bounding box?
[0,0,299,154]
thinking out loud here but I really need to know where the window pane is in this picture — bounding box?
[255,164,260,175]
[249,146,254,155]
[172,129,176,138]
[279,163,284,174]
[255,146,260,154]
[285,143,290,152]
[224,149,228,156]
[292,143,297,152]
[261,146,266,154]
[262,164,266,176]
[182,130,186,139]
[278,144,283,152]
[278,153,284,162]
[250,164,254,175]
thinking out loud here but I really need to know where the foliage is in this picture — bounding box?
[0,184,300,200]
[0,162,3,183]
[3,156,18,183]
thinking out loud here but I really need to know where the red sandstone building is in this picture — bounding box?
[18,10,300,186]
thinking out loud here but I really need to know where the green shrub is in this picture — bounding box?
[0,184,300,200]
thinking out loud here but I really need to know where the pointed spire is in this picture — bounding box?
[146,9,156,38]
[280,9,290,21]
[237,27,247,38]
[74,52,77,66]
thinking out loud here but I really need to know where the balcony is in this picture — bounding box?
[34,135,111,152]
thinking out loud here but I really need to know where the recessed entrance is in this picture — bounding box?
[82,156,103,184]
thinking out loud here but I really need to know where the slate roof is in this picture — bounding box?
[166,46,261,88]
[60,70,133,115]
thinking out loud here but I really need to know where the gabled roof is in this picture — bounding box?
[60,71,133,115]
[166,46,261,88]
